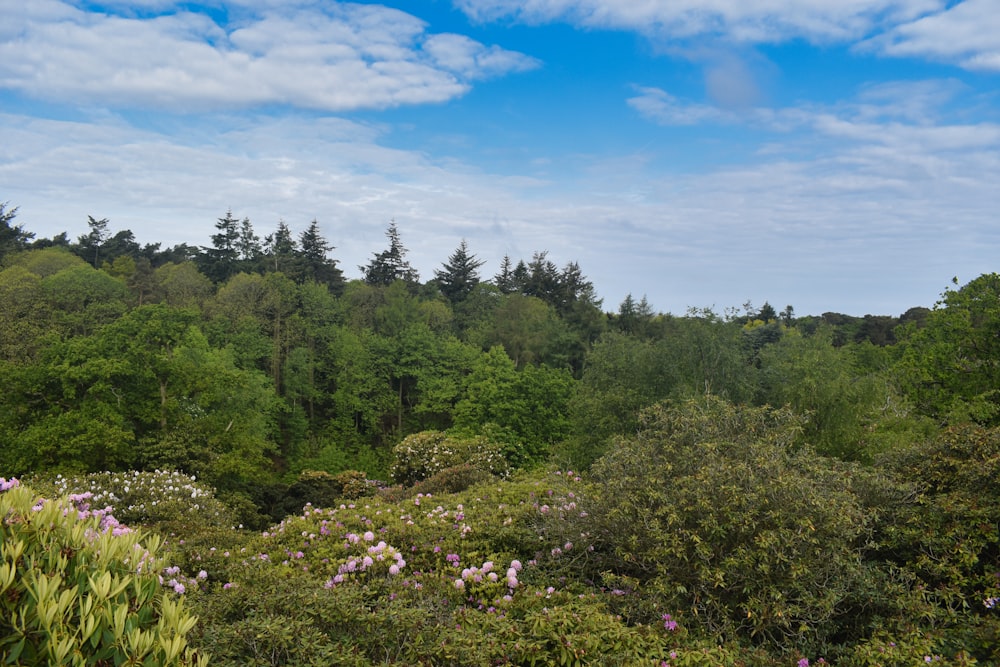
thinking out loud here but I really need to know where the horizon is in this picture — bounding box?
[2,0,998,317]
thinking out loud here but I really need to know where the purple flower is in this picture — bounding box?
[798,660,810,667]
[662,614,678,632]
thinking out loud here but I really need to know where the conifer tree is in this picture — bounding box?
[494,254,517,294]
[263,220,297,274]
[0,202,33,261]
[435,239,485,303]
[199,209,241,283]
[361,221,418,286]
[299,219,344,289]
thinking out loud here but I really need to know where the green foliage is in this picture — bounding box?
[0,480,207,666]
[757,327,902,460]
[871,424,1000,663]
[390,430,511,485]
[27,470,235,530]
[454,346,574,463]
[579,396,890,654]
[895,273,1000,425]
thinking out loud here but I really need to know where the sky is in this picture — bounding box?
[2,0,999,317]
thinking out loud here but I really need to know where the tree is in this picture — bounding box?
[895,273,1000,425]
[757,301,778,323]
[435,239,485,303]
[77,215,110,268]
[263,220,297,274]
[361,221,418,286]
[199,210,241,283]
[0,201,33,260]
[615,294,664,339]
[298,219,343,289]
[452,346,575,463]
[522,251,560,304]
[493,254,518,294]
[0,265,49,362]
[236,216,263,269]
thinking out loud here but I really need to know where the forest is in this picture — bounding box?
[1,201,998,666]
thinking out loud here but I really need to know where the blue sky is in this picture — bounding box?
[2,0,999,316]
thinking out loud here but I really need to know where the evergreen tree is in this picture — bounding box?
[361,221,418,286]
[299,219,344,289]
[236,217,263,269]
[77,215,110,268]
[0,202,33,261]
[199,210,241,283]
[263,220,297,274]
[494,255,517,294]
[617,293,655,336]
[100,230,142,266]
[523,251,560,304]
[435,239,485,303]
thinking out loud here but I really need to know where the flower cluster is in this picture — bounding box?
[34,470,233,527]
[324,536,407,587]
[160,564,208,595]
[0,477,20,492]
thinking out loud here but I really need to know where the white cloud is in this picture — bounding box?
[626,87,735,125]
[454,0,945,43]
[0,0,537,111]
[3,74,999,316]
[860,0,1000,71]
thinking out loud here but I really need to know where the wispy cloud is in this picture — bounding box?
[0,0,538,112]
[4,74,998,315]
[454,0,944,43]
[859,0,1000,71]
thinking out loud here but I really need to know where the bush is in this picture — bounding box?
[28,469,235,530]
[574,396,894,655]
[390,430,510,486]
[0,478,206,666]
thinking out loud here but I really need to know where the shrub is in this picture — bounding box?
[0,479,206,666]
[390,430,510,486]
[28,469,235,530]
[574,396,893,655]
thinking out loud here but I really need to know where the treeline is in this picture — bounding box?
[0,202,992,518]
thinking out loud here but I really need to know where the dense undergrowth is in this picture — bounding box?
[4,397,999,666]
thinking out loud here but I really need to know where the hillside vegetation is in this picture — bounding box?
[1,204,998,664]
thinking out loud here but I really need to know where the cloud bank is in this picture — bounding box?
[0,0,539,112]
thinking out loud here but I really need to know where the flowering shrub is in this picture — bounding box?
[390,430,510,485]
[0,479,206,666]
[28,469,234,529]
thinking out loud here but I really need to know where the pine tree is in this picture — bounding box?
[435,239,485,303]
[78,215,110,268]
[236,217,262,269]
[0,202,33,261]
[299,219,343,288]
[263,220,297,274]
[199,210,241,283]
[361,221,418,286]
[494,255,517,294]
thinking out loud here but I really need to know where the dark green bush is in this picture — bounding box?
[574,396,894,655]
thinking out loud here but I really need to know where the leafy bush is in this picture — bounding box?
[28,469,235,529]
[574,396,895,655]
[872,424,1000,663]
[390,430,510,485]
[0,478,206,666]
